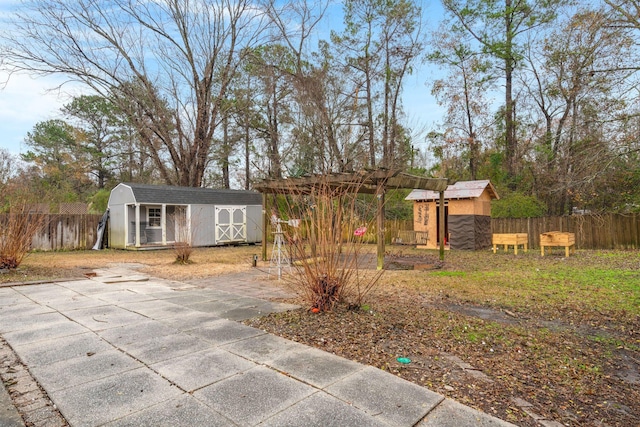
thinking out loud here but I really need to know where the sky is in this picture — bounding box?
[0,72,80,155]
[0,0,446,157]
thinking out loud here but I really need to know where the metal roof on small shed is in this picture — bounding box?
[121,183,262,205]
[405,180,499,201]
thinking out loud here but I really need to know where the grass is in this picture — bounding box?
[0,246,262,284]
[389,248,640,325]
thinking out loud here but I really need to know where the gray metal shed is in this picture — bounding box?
[107,183,263,249]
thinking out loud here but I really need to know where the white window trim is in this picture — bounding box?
[147,206,162,228]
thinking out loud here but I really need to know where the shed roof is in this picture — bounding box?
[405,180,499,201]
[119,183,262,205]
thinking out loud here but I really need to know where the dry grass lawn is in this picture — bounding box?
[1,246,262,284]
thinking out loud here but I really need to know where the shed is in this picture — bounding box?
[107,183,263,249]
[406,180,499,250]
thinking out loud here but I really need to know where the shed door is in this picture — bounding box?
[215,206,247,243]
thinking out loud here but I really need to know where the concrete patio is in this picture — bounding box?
[0,267,515,426]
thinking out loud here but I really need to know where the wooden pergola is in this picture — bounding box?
[253,169,450,269]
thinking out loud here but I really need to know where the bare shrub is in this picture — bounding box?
[0,203,48,269]
[171,207,194,264]
[272,174,385,311]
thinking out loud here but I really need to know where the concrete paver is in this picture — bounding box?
[221,332,310,364]
[119,299,197,319]
[115,333,211,365]
[418,398,516,427]
[11,333,113,367]
[49,368,183,427]
[0,267,518,427]
[258,391,391,427]
[3,320,88,346]
[62,305,148,330]
[193,365,316,426]
[269,347,365,389]
[29,349,142,393]
[103,395,232,427]
[97,320,180,346]
[150,347,255,392]
[184,318,266,345]
[325,366,444,426]
[0,311,61,333]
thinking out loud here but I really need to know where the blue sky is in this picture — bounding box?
[0,0,446,156]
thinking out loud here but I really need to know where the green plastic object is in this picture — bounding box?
[397,357,411,364]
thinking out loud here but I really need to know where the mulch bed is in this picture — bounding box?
[246,254,640,427]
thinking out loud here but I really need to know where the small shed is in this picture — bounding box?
[406,180,499,250]
[107,183,263,249]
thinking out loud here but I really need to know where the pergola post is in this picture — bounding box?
[262,193,268,261]
[377,183,385,270]
[439,190,445,261]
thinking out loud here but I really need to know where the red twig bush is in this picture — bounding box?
[273,173,385,311]
[171,207,194,264]
[0,203,48,269]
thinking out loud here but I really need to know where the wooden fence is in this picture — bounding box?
[1,214,102,251]
[3,213,638,251]
[491,214,640,249]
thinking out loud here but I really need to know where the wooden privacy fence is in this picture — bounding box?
[0,214,102,251]
[3,213,639,251]
[491,214,640,250]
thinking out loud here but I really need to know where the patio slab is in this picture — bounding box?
[103,395,232,427]
[0,288,33,306]
[418,398,516,427]
[325,366,445,426]
[63,305,148,330]
[3,320,88,346]
[118,299,198,319]
[269,346,365,389]
[0,308,60,332]
[259,391,390,427]
[193,365,315,426]
[97,320,180,346]
[221,332,309,364]
[29,349,142,392]
[185,318,266,346]
[93,290,157,304]
[50,368,183,427]
[12,332,114,368]
[150,348,256,392]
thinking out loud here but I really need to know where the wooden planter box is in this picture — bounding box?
[394,230,428,245]
[540,232,575,257]
[492,233,528,255]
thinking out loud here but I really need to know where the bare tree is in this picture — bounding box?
[524,7,635,214]
[333,0,424,169]
[428,27,494,180]
[1,0,269,187]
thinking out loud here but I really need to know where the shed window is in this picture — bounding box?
[148,207,161,227]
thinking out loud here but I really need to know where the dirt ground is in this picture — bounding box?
[246,250,640,427]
